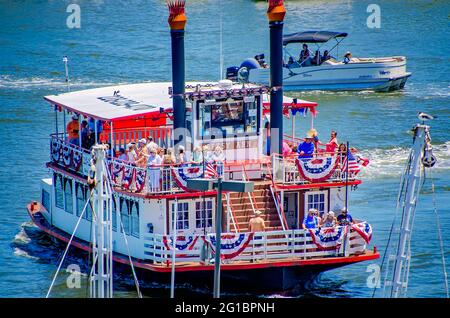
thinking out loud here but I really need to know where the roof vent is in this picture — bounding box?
[218,79,233,90]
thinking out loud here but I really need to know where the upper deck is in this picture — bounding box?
[45,81,364,197]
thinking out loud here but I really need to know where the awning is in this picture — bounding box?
[283,31,348,45]
[45,82,174,122]
[262,95,318,117]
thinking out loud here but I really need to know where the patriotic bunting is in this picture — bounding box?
[121,165,135,189]
[134,168,147,193]
[351,222,373,243]
[51,139,61,162]
[163,235,199,251]
[309,226,347,250]
[205,233,254,260]
[295,156,338,182]
[72,150,82,171]
[62,145,72,168]
[171,164,207,191]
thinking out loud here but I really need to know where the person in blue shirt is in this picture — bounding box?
[337,207,355,226]
[297,134,315,159]
[302,208,319,229]
[343,51,352,64]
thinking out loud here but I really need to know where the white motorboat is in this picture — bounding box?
[229,31,411,92]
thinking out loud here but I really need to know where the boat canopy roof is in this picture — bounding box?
[262,95,318,116]
[45,82,175,122]
[45,81,318,122]
[283,31,348,45]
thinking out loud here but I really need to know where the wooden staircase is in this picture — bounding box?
[223,181,284,232]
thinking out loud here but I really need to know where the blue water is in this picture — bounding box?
[0,0,449,298]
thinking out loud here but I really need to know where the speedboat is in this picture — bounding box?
[229,30,411,92]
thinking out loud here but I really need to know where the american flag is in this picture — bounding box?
[204,163,218,178]
[342,150,360,174]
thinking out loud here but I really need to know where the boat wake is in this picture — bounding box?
[359,141,450,179]
[0,75,128,90]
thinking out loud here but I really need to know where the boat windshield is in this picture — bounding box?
[198,98,259,139]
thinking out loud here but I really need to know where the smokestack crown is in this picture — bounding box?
[167,0,187,30]
[267,0,286,22]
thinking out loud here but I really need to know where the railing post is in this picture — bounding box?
[303,230,307,259]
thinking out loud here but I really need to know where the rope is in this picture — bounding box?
[105,163,142,298]
[46,192,92,298]
[429,168,449,298]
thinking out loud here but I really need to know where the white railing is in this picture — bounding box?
[142,225,369,264]
[272,153,358,186]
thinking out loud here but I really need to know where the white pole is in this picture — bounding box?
[390,125,426,298]
[170,198,178,298]
[90,145,113,298]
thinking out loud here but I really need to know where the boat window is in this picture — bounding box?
[112,196,117,232]
[197,97,259,139]
[84,186,93,221]
[64,178,73,214]
[171,202,189,231]
[305,190,328,216]
[75,182,85,217]
[130,201,140,238]
[195,200,213,229]
[54,174,64,209]
[42,189,51,212]
[120,197,130,235]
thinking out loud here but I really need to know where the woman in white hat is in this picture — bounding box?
[321,210,337,228]
[343,51,352,64]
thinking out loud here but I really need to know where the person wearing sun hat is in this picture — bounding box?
[297,131,315,160]
[343,51,352,64]
[249,210,265,232]
[66,114,80,145]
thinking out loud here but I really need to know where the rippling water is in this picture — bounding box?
[0,0,449,298]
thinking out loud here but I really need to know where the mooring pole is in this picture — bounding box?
[267,0,286,155]
[213,176,223,298]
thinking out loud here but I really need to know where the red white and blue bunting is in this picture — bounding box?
[62,145,72,168]
[171,164,206,192]
[351,222,373,244]
[205,233,254,260]
[110,161,124,182]
[51,139,61,162]
[134,168,147,193]
[121,165,135,189]
[163,235,199,251]
[309,226,348,250]
[295,156,338,182]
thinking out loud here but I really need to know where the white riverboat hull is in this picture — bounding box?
[248,56,411,92]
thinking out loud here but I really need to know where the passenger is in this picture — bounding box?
[248,210,266,232]
[147,147,162,192]
[192,146,203,163]
[157,147,165,158]
[126,142,137,163]
[297,133,315,159]
[263,122,270,155]
[312,50,321,66]
[322,50,334,61]
[211,146,225,176]
[337,143,347,168]
[337,207,355,226]
[146,137,158,152]
[66,114,80,145]
[313,209,322,225]
[117,148,127,161]
[299,44,310,62]
[282,140,292,157]
[176,145,188,164]
[82,129,95,150]
[343,51,352,64]
[302,208,319,229]
[163,148,176,164]
[325,130,339,154]
[135,138,149,168]
[321,211,337,228]
[80,120,88,145]
[88,117,103,141]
